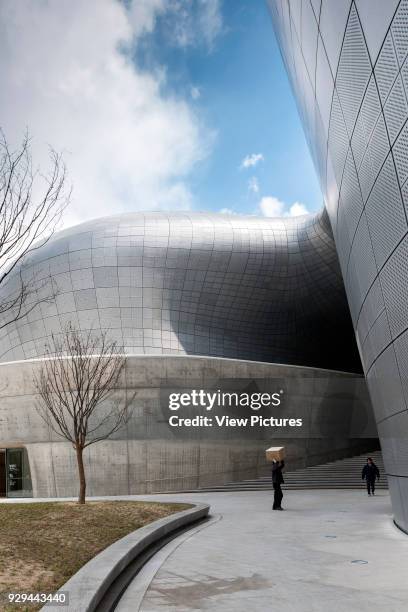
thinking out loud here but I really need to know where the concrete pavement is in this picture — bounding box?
[116,490,408,612]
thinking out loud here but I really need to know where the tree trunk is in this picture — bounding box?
[76,445,86,504]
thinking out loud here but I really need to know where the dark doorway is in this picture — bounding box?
[0,450,6,497]
[6,448,33,498]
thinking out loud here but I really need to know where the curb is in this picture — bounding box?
[45,502,210,611]
[115,514,222,611]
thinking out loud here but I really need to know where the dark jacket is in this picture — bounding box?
[272,460,285,485]
[362,463,380,481]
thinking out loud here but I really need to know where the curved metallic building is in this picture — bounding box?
[269,0,408,531]
[0,210,360,372]
[0,210,375,498]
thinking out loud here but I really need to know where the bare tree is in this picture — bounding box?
[0,131,69,329]
[34,324,132,504]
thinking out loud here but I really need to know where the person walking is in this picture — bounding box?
[362,457,380,495]
[272,459,285,510]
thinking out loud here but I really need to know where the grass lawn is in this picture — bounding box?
[0,500,191,611]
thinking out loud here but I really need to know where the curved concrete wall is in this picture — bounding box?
[0,356,374,496]
[269,0,408,530]
[0,210,361,372]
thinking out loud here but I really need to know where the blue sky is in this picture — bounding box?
[0,0,322,226]
[137,0,322,216]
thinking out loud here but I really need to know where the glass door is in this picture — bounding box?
[0,450,5,497]
[6,448,33,498]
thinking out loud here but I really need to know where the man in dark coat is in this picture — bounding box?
[362,457,380,495]
[272,460,285,510]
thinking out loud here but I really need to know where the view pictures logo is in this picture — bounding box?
[168,389,283,412]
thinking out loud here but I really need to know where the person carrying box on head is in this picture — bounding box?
[266,447,285,511]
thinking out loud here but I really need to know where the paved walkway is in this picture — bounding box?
[117,490,408,612]
[2,490,408,611]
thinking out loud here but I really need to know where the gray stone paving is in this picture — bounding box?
[120,490,408,612]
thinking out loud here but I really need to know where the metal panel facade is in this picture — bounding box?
[269,0,408,531]
[0,210,360,372]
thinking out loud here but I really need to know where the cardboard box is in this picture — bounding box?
[265,446,285,462]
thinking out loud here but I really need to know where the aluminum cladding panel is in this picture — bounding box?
[269,0,408,531]
[0,210,359,372]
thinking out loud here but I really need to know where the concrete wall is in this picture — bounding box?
[0,355,376,497]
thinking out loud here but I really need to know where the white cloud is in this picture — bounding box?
[248,176,259,194]
[288,202,309,216]
[259,196,284,217]
[219,207,237,215]
[198,0,223,50]
[0,0,219,228]
[259,196,310,218]
[166,0,223,51]
[126,0,166,37]
[190,86,201,100]
[240,153,264,169]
